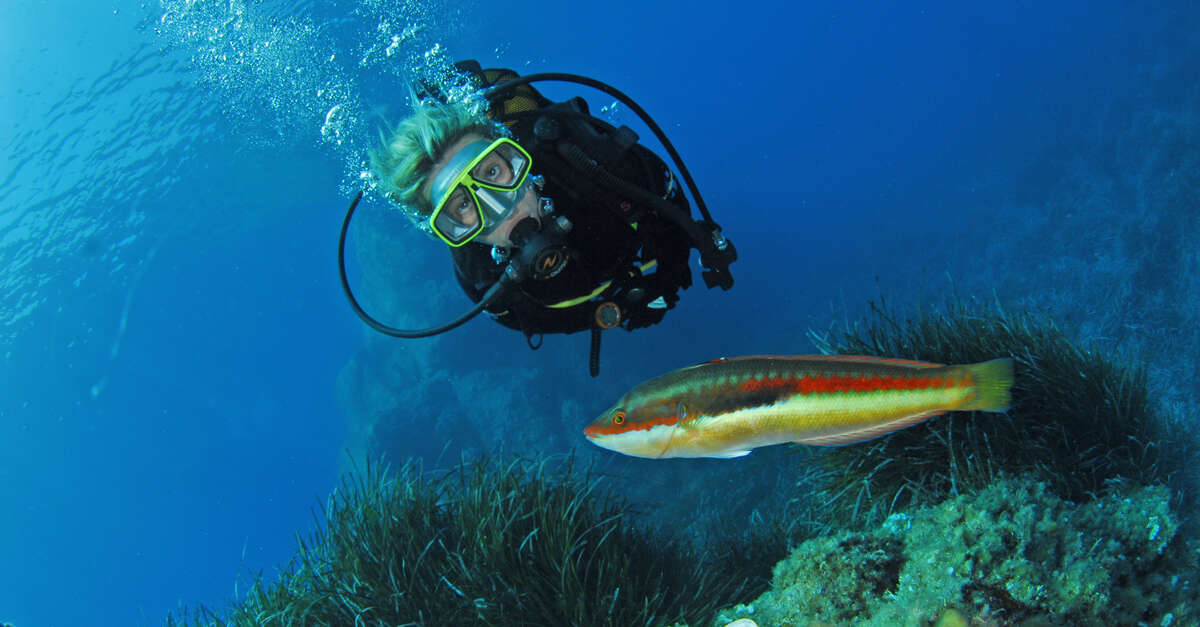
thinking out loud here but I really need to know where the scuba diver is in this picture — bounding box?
[338,61,737,376]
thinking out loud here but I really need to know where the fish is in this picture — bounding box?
[584,355,1014,459]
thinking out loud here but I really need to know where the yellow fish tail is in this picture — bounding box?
[959,358,1014,412]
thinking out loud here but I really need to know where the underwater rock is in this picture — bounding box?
[714,475,1195,626]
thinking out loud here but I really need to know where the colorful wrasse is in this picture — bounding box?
[585,355,1014,459]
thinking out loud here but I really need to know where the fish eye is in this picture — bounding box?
[613,411,626,425]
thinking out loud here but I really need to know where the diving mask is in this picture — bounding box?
[428,137,534,247]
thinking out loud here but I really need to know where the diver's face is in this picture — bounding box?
[425,133,539,248]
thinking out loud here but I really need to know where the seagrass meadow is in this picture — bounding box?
[167,455,759,626]
[805,298,1198,529]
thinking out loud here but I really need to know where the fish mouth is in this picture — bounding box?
[582,419,610,447]
[583,432,620,456]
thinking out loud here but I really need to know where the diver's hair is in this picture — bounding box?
[369,97,502,224]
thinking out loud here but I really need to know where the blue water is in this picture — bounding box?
[2,1,1196,625]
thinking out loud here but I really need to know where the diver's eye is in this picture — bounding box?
[613,411,626,425]
[445,192,476,225]
[474,154,514,186]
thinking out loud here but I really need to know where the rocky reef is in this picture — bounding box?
[714,475,1195,626]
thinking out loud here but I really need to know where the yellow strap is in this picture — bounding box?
[546,260,658,309]
[548,281,612,309]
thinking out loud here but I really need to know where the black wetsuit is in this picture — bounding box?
[448,70,694,339]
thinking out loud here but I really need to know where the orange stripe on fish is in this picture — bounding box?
[584,355,1013,459]
[739,373,961,395]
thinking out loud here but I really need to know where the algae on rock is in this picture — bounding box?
[716,475,1194,627]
